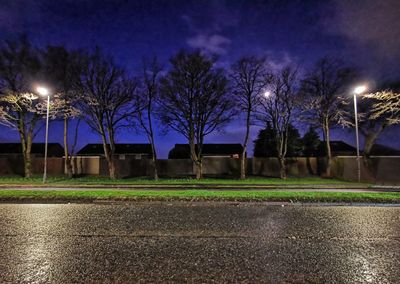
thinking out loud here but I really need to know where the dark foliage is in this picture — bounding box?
[253,122,303,157]
[302,126,321,157]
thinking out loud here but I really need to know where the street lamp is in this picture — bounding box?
[353,85,367,182]
[37,86,50,183]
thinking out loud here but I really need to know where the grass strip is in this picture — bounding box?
[0,190,398,203]
[0,176,368,186]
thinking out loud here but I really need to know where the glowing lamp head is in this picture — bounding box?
[263,91,271,98]
[354,85,367,95]
[37,86,49,96]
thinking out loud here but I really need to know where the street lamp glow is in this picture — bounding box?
[354,85,367,95]
[35,85,51,183]
[263,91,271,98]
[37,86,49,96]
[351,84,367,183]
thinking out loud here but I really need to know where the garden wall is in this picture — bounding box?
[68,157,320,178]
[0,156,63,176]
[0,155,399,184]
[251,157,320,177]
[332,157,400,184]
[70,156,101,175]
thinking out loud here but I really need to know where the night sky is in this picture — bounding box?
[1,0,400,157]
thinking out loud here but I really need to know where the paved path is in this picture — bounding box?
[1,202,399,283]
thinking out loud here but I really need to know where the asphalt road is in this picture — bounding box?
[1,202,399,283]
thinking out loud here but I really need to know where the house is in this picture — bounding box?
[76,143,153,160]
[328,141,357,156]
[367,144,400,157]
[168,144,244,159]
[0,143,64,157]
[318,141,400,157]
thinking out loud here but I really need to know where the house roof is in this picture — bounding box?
[77,144,153,156]
[323,141,400,156]
[169,143,243,159]
[368,144,400,156]
[328,141,357,156]
[0,143,64,157]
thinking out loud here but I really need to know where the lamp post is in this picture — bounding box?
[37,86,50,183]
[353,85,367,182]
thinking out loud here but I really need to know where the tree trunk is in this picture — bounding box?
[64,118,73,178]
[363,125,384,158]
[65,158,73,178]
[152,156,158,180]
[22,134,33,178]
[278,156,286,179]
[189,133,203,180]
[241,110,251,179]
[323,123,332,178]
[108,128,118,179]
[99,130,116,179]
[147,97,159,180]
[18,119,32,178]
[363,133,377,158]
[195,160,203,180]
[240,148,247,179]
[108,157,117,179]
[150,135,158,180]
[23,151,32,178]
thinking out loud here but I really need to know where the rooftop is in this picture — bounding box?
[0,143,64,157]
[77,143,153,156]
[169,143,243,159]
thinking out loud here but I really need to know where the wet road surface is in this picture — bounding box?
[1,202,399,283]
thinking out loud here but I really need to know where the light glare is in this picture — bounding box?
[37,86,49,96]
[354,85,367,95]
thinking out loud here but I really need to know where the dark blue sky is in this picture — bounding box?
[1,0,400,157]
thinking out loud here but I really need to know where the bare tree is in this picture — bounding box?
[159,51,235,179]
[0,37,42,177]
[40,46,81,178]
[339,91,393,158]
[356,102,387,158]
[367,91,400,123]
[358,90,400,156]
[133,57,162,180]
[257,67,298,179]
[76,49,136,179]
[300,57,354,177]
[231,56,268,179]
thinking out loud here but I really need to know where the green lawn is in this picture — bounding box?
[0,190,398,203]
[0,176,367,186]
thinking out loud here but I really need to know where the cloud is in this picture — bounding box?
[267,52,294,72]
[181,1,240,33]
[186,33,231,55]
[182,1,239,55]
[325,0,400,59]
